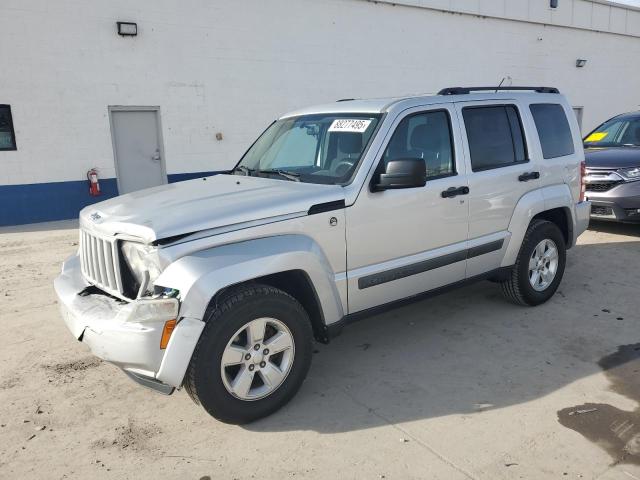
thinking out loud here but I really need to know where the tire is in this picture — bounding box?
[183,284,313,424]
[501,219,566,306]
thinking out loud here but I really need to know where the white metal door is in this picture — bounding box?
[346,104,470,314]
[110,108,166,194]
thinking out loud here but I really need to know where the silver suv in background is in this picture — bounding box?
[55,86,591,423]
[583,111,640,222]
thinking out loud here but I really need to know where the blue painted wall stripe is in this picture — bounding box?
[0,171,219,226]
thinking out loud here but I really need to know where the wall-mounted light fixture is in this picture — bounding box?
[576,59,587,68]
[117,22,138,36]
[550,0,558,8]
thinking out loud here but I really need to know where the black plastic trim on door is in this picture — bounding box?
[357,239,504,289]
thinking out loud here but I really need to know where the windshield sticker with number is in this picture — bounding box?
[328,119,372,133]
[585,132,608,142]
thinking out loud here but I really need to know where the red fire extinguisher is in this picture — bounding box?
[87,168,101,196]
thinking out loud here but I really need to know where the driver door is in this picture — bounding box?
[346,104,470,313]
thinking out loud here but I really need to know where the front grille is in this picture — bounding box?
[591,205,613,216]
[79,229,124,297]
[586,182,622,193]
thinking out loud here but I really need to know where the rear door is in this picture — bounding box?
[455,100,540,277]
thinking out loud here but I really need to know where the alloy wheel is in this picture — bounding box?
[528,239,559,292]
[220,318,295,401]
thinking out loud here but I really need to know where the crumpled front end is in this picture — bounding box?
[54,253,204,394]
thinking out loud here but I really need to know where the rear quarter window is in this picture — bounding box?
[530,104,575,159]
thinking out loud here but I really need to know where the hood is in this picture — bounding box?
[80,174,345,243]
[584,146,640,169]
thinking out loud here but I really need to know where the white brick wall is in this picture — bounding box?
[0,0,639,186]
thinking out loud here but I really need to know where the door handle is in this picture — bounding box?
[518,171,540,182]
[151,149,161,161]
[441,186,470,198]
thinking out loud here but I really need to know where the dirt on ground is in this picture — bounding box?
[1,219,640,479]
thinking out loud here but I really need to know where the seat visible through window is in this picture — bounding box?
[382,110,454,179]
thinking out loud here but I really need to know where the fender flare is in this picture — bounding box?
[153,234,344,388]
[155,234,345,325]
[501,184,575,267]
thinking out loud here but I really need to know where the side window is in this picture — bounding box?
[382,110,455,179]
[530,104,575,159]
[0,105,17,151]
[462,105,527,171]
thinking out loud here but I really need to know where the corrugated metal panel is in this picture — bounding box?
[357,0,640,37]
[629,10,640,35]
[592,3,612,30]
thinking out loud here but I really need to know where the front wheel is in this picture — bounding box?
[501,219,566,306]
[184,284,313,424]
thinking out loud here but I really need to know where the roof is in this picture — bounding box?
[280,90,567,119]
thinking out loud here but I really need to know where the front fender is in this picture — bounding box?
[155,234,345,326]
[501,184,575,267]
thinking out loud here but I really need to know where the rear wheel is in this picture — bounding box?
[184,284,313,424]
[501,219,566,306]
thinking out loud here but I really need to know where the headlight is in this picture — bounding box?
[121,241,162,297]
[618,167,640,181]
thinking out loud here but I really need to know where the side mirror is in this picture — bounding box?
[372,158,427,191]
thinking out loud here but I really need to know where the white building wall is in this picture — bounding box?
[0,0,639,222]
[371,0,640,36]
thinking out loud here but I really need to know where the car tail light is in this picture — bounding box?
[579,161,586,202]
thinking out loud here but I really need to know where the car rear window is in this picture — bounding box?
[462,105,527,171]
[530,104,575,159]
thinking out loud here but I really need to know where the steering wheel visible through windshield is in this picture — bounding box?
[234,113,381,185]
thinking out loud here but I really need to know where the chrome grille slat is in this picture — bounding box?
[96,239,107,286]
[85,231,93,279]
[79,231,86,276]
[87,235,96,280]
[79,228,124,298]
[103,241,116,290]
[111,242,123,293]
[91,236,100,283]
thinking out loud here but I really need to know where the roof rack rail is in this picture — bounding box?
[336,98,356,102]
[438,86,560,95]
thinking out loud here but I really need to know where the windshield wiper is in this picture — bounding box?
[233,165,255,176]
[258,169,301,182]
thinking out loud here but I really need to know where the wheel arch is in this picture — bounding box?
[502,184,576,267]
[155,234,345,336]
[211,269,330,343]
[532,207,572,247]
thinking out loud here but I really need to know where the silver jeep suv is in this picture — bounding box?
[55,86,591,423]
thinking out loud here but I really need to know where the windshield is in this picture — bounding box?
[584,116,640,147]
[235,113,381,184]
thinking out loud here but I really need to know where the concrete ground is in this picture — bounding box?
[1,220,639,480]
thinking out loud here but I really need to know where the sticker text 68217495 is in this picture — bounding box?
[328,119,372,133]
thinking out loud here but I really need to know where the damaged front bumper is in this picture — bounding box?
[54,254,204,394]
